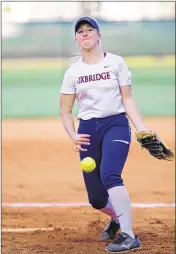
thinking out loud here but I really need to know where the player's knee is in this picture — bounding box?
[101,173,123,190]
[89,196,108,210]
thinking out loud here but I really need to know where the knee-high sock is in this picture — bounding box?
[99,197,119,224]
[108,186,135,238]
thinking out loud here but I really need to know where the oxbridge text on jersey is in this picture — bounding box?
[77,71,111,84]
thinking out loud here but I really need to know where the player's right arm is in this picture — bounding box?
[60,94,90,151]
[60,93,77,140]
[60,68,90,151]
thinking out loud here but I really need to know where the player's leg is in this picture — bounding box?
[100,122,134,236]
[78,119,120,237]
[78,118,108,209]
[100,114,140,252]
[78,119,112,211]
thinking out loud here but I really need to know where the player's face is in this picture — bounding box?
[75,23,101,51]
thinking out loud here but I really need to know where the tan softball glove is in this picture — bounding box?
[136,131,175,161]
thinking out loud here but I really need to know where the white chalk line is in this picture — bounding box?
[2,202,175,208]
[2,227,77,233]
[2,202,175,233]
[2,228,55,233]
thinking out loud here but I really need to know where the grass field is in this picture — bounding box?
[2,56,175,118]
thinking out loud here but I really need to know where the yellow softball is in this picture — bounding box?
[80,157,96,173]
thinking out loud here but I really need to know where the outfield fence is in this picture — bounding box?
[2,20,175,59]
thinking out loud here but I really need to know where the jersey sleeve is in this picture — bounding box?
[117,58,132,86]
[60,68,76,94]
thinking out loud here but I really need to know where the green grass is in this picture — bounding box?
[2,66,175,118]
[130,67,175,116]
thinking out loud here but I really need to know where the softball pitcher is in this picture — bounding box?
[60,17,174,253]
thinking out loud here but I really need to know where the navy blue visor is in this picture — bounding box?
[75,17,100,33]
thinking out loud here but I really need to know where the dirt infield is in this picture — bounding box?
[2,117,175,254]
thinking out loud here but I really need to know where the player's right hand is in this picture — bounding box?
[72,134,90,152]
[72,134,90,145]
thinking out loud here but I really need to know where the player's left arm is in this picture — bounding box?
[117,57,148,132]
[120,85,148,132]
[120,86,175,161]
